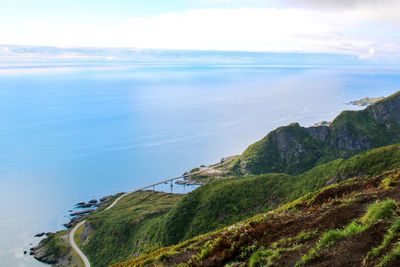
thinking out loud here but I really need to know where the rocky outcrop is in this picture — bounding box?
[70,209,94,216]
[304,125,329,141]
[367,91,400,124]
[64,216,83,229]
[100,195,113,202]
[30,245,57,264]
[88,199,97,204]
[239,122,334,174]
[31,234,83,267]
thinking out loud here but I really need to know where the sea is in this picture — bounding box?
[0,59,399,266]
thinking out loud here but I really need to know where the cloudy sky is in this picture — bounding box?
[0,0,399,59]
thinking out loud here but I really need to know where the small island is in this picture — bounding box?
[347,96,385,107]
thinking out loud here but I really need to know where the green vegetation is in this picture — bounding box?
[379,242,400,267]
[152,173,292,246]
[73,223,85,249]
[236,91,400,175]
[41,232,70,259]
[238,122,345,175]
[297,199,397,266]
[367,218,400,260]
[347,96,385,106]
[249,247,300,267]
[249,230,319,267]
[182,156,241,185]
[113,168,400,267]
[81,191,183,267]
[293,143,400,196]
[62,143,400,267]
[151,143,400,249]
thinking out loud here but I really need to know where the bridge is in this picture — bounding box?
[105,166,215,210]
[70,162,223,267]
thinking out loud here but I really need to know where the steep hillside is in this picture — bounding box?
[34,143,400,266]
[81,191,183,267]
[113,168,400,267]
[148,143,400,248]
[237,91,400,175]
[32,191,183,267]
[38,143,398,267]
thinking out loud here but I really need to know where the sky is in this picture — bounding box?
[0,0,399,59]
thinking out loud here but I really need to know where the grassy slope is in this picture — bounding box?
[40,144,400,266]
[151,173,293,246]
[148,143,400,248]
[81,191,183,267]
[113,168,400,267]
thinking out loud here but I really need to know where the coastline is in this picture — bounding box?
[29,159,232,266]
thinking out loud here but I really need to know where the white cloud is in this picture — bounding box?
[359,47,375,59]
[0,6,399,58]
[280,0,398,9]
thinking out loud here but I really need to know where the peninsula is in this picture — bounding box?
[346,96,385,106]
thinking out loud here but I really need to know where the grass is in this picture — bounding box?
[249,245,302,267]
[41,232,70,259]
[297,199,398,266]
[368,218,400,258]
[112,169,400,267]
[381,172,400,188]
[149,144,400,250]
[73,222,84,249]
[248,231,319,267]
[80,190,183,267]
[378,242,400,267]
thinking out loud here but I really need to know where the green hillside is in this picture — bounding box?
[78,143,400,266]
[113,167,400,267]
[237,91,400,175]
[35,142,400,267]
[149,143,400,249]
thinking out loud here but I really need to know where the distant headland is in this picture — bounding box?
[346,96,385,107]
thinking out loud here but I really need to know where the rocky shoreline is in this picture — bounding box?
[30,193,121,265]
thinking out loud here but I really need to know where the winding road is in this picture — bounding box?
[69,220,91,267]
[68,162,225,267]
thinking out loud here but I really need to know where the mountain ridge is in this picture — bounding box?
[236,91,400,175]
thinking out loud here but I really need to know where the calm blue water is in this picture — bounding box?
[0,62,399,266]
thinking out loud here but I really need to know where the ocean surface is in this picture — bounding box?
[0,62,399,266]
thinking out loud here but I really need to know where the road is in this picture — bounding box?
[69,162,224,266]
[69,220,91,267]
